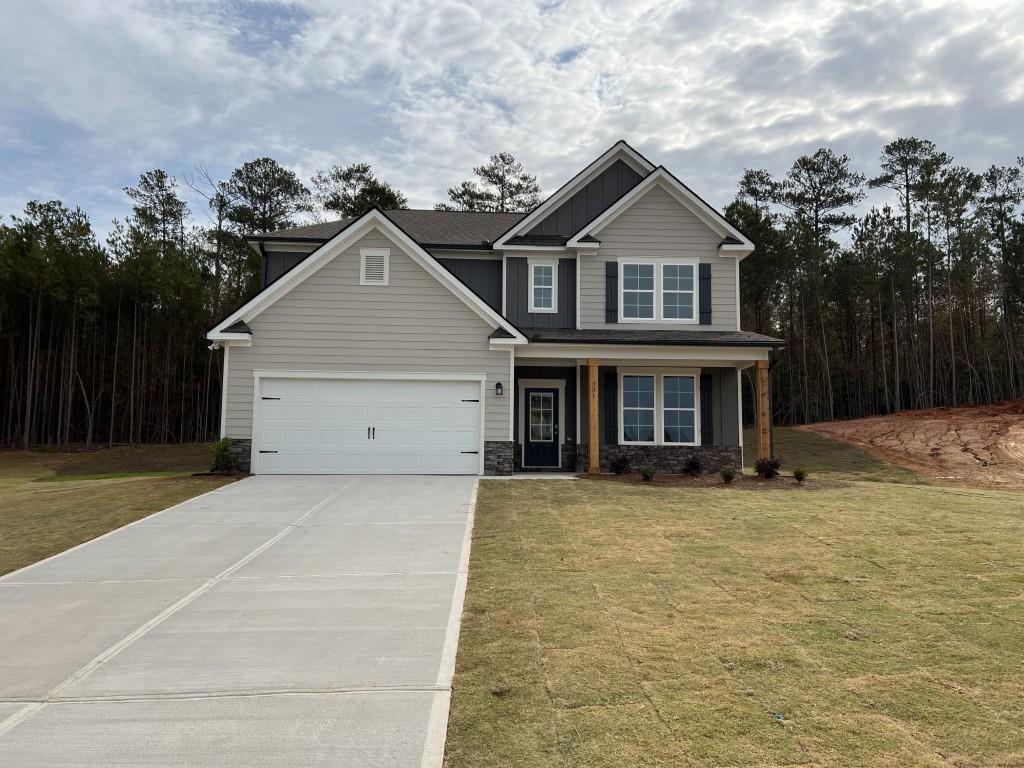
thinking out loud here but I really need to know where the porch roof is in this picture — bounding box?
[520,328,785,347]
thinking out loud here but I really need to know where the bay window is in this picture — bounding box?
[619,372,700,446]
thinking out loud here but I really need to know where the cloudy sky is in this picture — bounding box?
[2,0,1022,237]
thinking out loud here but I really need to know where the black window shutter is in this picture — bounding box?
[700,373,714,445]
[602,369,618,445]
[605,261,618,323]
[699,263,712,325]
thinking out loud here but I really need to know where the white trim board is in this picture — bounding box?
[566,168,755,258]
[209,209,527,344]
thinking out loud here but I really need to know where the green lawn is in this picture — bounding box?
[743,425,920,483]
[0,443,236,576]
[445,428,1024,767]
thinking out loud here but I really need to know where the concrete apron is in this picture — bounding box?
[0,474,477,767]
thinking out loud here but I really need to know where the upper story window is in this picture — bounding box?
[360,247,390,285]
[619,259,698,323]
[529,259,557,313]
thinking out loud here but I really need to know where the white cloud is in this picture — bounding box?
[1,0,1022,236]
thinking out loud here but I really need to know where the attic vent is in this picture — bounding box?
[360,248,389,286]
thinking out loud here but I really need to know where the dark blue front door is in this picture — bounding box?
[524,388,559,467]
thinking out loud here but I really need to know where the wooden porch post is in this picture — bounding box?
[587,358,600,473]
[755,358,771,460]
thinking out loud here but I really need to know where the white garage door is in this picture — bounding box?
[256,377,482,474]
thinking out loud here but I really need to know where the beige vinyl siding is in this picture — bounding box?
[579,184,738,331]
[226,228,512,442]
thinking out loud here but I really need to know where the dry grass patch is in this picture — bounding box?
[0,444,236,576]
[445,477,1024,768]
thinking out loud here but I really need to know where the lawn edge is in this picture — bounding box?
[422,477,478,768]
[0,476,240,583]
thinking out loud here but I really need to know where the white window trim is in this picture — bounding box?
[528,258,558,313]
[359,247,390,286]
[618,369,701,447]
[617,257,700,325]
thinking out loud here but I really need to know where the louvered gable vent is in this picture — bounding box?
[360,247,389,285]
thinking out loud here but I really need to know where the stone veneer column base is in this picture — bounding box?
[228,438,252,472]
[484,441,515,475]
[575,444,742,474]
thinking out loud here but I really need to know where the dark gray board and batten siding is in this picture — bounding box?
[527,160,645,238]
[436,258,502,312]
[504,257,577,329]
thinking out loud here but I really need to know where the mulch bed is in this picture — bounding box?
[580,472,841,490]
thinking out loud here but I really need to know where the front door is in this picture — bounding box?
[524,388,559,467]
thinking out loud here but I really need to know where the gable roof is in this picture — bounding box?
[209,209,527,344]
[492,140,656,248]
[565,167,756,258]
[254,209,525,249]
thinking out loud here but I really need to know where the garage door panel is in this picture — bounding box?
[257,378,482,475]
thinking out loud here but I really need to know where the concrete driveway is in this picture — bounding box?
[0,475,477,767]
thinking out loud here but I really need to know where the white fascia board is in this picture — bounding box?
[209,209,526,343]
[719,243,755,260]
[516,343,771,362]
[566,169,756,255]
[498,245,568,252]
[493,141,655,248]
[207,332,252,346]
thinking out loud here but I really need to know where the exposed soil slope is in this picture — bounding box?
[804,401,1024,489]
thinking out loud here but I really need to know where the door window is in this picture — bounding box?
[529,392,554,442]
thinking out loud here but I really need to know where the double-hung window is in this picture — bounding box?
[662,375,696,444]
[620,372,700,446]
[529,260,557,313]
[621,263,655,319]
[619,259,698,323]
[621,374,655,443]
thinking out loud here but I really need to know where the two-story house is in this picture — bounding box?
[207,141,783,475]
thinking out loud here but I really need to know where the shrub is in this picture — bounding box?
[720,466,736,484]
[211,437,238,473]
[793,466,808,484]
[640,465,655,482]
[683,456,702,476]
[754,457,782,480]
[610,455,630,475]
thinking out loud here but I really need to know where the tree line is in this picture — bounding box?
[0,154,541,448]
[1,140,1020,448]
[731,140,1024,425]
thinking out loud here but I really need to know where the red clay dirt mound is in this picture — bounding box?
[803,401,1024,489]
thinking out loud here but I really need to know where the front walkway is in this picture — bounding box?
[0,475,477,767]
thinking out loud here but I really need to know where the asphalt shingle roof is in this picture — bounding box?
[255,209,526,248]
[521,328,785,347]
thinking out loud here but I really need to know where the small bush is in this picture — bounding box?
[754,457,782,480]
[793,466,808,484]
[684,456,702,476]
[640,465,655,482]
[211,437,238,473]
[720,466,736,484]
[610,455,630,475]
